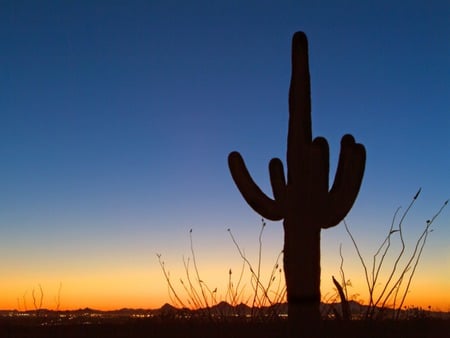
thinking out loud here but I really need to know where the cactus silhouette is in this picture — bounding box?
[228,32,366,337]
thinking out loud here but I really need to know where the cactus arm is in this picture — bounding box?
[269,158,287,207]
[228,151,284,221]
[323,134,366,228]
[309,137,331,225]
[311,136,330,193]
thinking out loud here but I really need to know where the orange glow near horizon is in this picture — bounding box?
[2,286,448,313]
[1,265,449,312]
[2,226,448,312]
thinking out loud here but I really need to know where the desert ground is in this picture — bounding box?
[1,315,449,338]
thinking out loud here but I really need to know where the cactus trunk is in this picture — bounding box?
[284,220,321,337]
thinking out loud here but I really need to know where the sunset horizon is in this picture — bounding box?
[1,1,448,328]
[2,202,449,313]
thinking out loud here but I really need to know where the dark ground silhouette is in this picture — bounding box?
[2,317,449,338]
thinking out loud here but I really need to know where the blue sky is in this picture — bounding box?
[0,1,449,310]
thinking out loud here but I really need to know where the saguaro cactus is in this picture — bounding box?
[228,32,366,336]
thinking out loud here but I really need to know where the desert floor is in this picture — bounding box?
[1,318,450,338]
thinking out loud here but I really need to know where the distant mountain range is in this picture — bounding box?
[1,301,448,321]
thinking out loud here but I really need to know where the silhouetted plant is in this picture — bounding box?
[54,282,62,312]
[31,284,44,316]
[156,253,187,309]
[321,244,359,320]
[157,223,286,319]
[228,31,365,337]
[227,220,286,318]
[157,230,223,318]
[18,291,28,312]
[342,189,448,320]
[16,286,43,314]
[332,276,350,320]
[224,262,247,308]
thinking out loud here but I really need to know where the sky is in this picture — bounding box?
[1,1,449,312]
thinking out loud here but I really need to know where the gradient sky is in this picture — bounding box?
[1,1,449,312]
